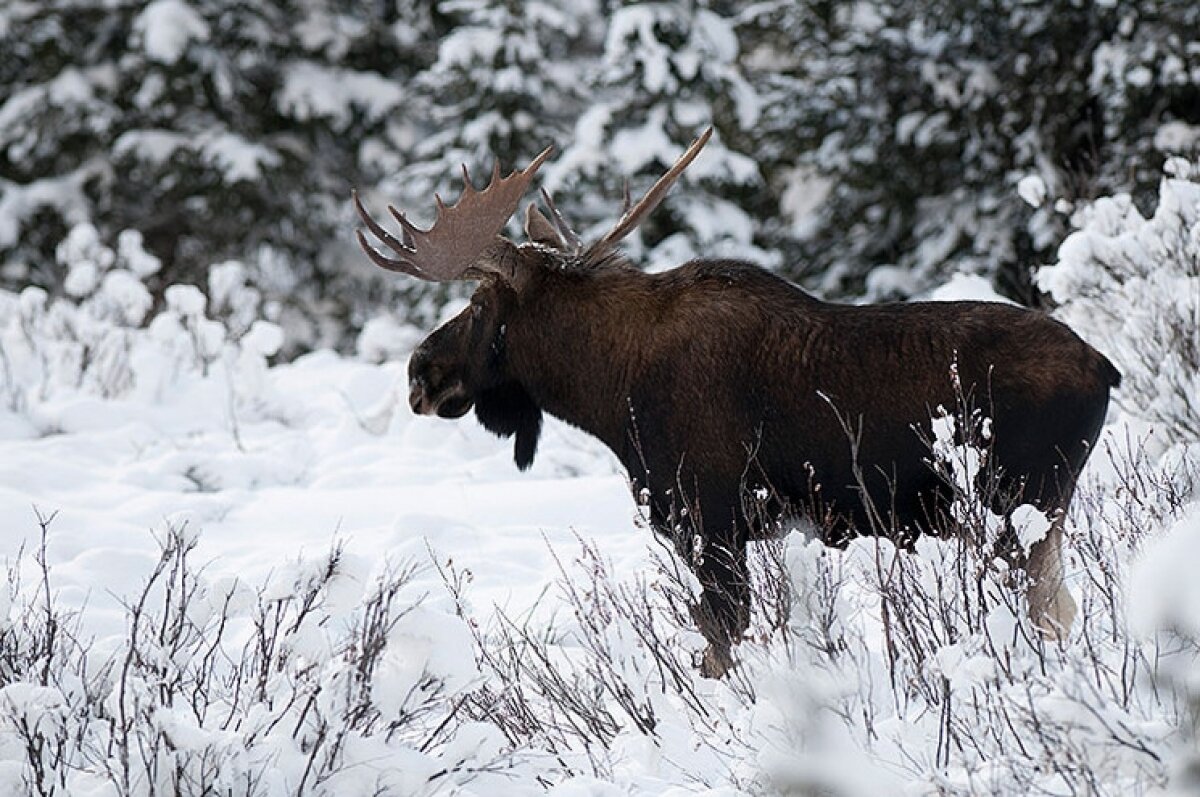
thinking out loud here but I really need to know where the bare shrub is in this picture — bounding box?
[0,514,512,796]
[3,413,1194,794]
[444,393,1191,795]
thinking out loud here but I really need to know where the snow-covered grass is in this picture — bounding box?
[2,159,1200,794]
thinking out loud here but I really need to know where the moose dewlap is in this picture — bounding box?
[353,129,1119,678]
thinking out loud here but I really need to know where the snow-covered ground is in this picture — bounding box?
[0,347,646,643]
[1,160,1199,794]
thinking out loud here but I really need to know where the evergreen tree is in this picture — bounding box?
[6,0,1198,347]
[739,0,1200,301]
[1087,0,1200,196]
[548,0,768,268]
[394,0,594,209]
[0,0,440,346]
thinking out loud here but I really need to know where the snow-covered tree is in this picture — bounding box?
[393,0,595,212]
[739,0,1200,301]
[6,0,1199,344]
[546,1,768,268]
[1088,1,1200,198]
[0,0,438,348]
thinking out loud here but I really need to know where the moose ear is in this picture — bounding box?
[523,189,581,256]
[474,382,543,471]
[524,203,566,250]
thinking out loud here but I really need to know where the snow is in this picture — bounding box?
[117,230,161,278]
[925,271,1012,303]
[356,314,423,364]
[1130,506,1200,638]
[437,27,504,71]
[0,171,92,250]
[133,0,210,64]
[606,6,676,94]
[277,62,405,131]
[241,319,283,357]
[609,108,680,177]
[0,69,94,134]
[112,129,189,164]
[1009,503,1051,555]
[780,165,832,240]
[1155,121,1200,154]
[63,260,99,298]
[114,129,281,183]
[198,130,281,183]
[1017,173,1048,207]
[693,9,738,64]
[0,335,640,643]
[99,268,152,324]
[165,283,207,316]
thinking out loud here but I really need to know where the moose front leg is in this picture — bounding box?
[644,478,751,677]
[688,529,751,679]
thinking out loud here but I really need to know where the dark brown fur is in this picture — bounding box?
[409,253,1120,674]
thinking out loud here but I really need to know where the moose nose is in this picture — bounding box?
[408,380,427,414]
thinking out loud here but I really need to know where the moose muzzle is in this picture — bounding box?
[408,377,473,418]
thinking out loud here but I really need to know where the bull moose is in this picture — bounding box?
[353,129,1119,677]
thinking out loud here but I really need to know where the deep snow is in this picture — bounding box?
[0,346,653,646]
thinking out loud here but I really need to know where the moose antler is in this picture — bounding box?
[353,146,553,281]
[585,127,712,265]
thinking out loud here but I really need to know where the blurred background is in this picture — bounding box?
[2,0,1198,354]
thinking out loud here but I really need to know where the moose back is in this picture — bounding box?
[353,129,1119,677]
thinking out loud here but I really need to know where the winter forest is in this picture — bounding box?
[2,0,1200,794]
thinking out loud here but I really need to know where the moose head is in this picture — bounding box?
[353,130,712,470]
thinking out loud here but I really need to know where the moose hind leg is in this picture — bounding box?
[1025,508,1077,640]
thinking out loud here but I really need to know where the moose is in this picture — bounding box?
[353,129,1119,677]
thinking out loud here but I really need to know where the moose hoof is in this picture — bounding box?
[699,644,735,679]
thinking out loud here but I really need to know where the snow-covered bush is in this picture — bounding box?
[3,419,1192,794]
[437,410,1189,795]
[0,517,515,796]
[1038,157,1200,453]
[0,224,284,424]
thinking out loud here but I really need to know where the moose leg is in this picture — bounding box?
[1025,508,1076,640]
[689,530,751,679]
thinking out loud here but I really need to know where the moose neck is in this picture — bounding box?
[504,267,652,455]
